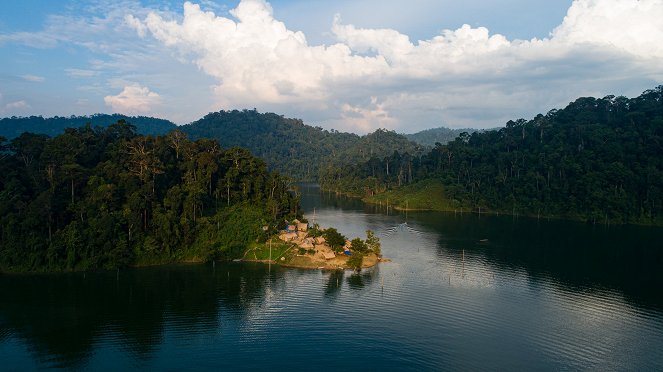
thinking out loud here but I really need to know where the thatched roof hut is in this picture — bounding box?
[300,241,314,249]
[279,232,298,242]
[322,251,335,260]
[297,223,308,232]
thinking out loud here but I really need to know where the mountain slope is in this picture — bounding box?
[322,86,663,225]
[180,109,422,180]
[405,127,476,147]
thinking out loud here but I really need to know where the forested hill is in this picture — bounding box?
[0,121,298,272]
[321,86,663,225]
[405,127,477,147]
[0,114,176,139]
[180,110,422,181]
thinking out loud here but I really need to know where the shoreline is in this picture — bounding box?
[320,186,663,227]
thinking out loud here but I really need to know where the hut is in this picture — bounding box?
[322,251,335,260]
[286,225,296,232]
[314,236,326,245]
[297,223,308,232]
[300,241,314,249]
[279,232,298,242]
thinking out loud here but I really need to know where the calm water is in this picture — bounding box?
[2,184,663,370]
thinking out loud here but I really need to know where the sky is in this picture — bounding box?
[0,0,662,134]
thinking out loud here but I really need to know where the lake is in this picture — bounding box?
[2,183,662,370]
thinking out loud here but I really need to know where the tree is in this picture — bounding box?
[350,237,367,253]
[365,230,381,256]
[347,252,364,271]
[323,228,346,251]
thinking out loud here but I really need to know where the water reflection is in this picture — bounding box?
[300,183,663,311]
[324,270,344,298]
[0,263,278,369]
[347,268,378,290]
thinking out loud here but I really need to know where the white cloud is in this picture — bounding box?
[1,0,661,132]
[338,97,398,133]
[104,84,161,115]
[65,68,98,78]
[551,0,663,59]
[5,100,31,111]
[124,15,147,38]
[124,0,662,132]
[20,75,46,83]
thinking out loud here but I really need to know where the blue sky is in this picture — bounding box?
[1,0,661,133]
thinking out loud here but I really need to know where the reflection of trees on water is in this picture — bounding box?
[324,270,344,299]
[0,262,275,369]
[347,267,378,290]
[417,213,663,310]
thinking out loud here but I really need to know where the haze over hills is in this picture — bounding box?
[405,127,478,147]
[0,114,177,139]
[179,110,423,181]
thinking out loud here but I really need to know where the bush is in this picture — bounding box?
[298,248,307,255]
[350,238,367,253]
[347,252,364,271]
[323,227,346,249]
[366,230,381,256]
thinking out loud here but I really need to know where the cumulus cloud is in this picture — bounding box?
[339,97,398,133]
[104,84,161,115]
[124,0,662,132]
[551,0,663,59]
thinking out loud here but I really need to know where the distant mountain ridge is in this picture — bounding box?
[0,114,177,139]
[405,127,476,147]
[1,110,424,181]
[180,109,422,181]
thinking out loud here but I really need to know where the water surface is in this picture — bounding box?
[2,184,662,370]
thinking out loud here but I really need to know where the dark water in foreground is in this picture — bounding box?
[2,184,663,370]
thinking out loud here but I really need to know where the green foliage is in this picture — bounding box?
[307,224,323,238]
[406,127,481,147]
[180,110,422,181]
[365,230,381,256]
[322,86,663,225]
[347,252,364,271]
[323,228,346,250]
[350,238,367,253]
[365,179,452,211]
[298,248,307,255]
[0,121,296,272]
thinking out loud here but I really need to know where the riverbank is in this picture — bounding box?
[324,180,663,227]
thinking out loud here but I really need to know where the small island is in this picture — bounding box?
[242,219,385,271]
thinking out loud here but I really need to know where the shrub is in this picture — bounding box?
[350,238,367,253]
[323,227,346,249]
[347,252,364,271]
